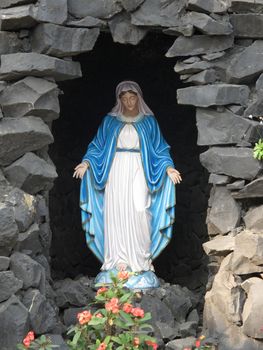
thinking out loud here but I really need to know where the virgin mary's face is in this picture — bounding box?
[119,91,139,115]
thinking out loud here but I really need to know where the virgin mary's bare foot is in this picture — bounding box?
[116,262,127,271]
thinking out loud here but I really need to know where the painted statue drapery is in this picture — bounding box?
[79,112,176,288]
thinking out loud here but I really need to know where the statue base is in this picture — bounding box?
[94,267,160,290]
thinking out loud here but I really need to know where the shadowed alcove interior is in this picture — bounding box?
[49,31,210,291]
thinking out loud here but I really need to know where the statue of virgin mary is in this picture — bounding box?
[73,80,181,289]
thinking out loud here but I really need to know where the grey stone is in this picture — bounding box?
[53,276,94,307]
[226,180,245,190]
[109,12,147,45]
[141,295,175,328]
[10,251,45,289]
[230,0,263,13]
[0,76,60,121]
[203,255,260,350]
[0,270,23,302]
[15,223,42,255]
[227,40,263,83]
[233,177,263,199]
[244,93,263,118]
[0,295,30,350]
[186,0,230,13]
[121,0,145,12]
[256,73,263,90]
[202,51,226,61]
[0,202,18,255]
[0,4,37,30]
[68,0,122,19]
[207,186,240,235]
[200,147,262,180]
[166,337,195,350]
[34,254,51,280]
[163,290,192,323]
[179,321,197,337]
[0,116,53,166]
[31,23,100,57]
[174,60,212,74]
[4,152,58,195]
[177,84,249,107]
[0,31,23,54]
[229,251,263,275]
[6,188,36,232]
[241,278,263,339]
[44,334,69,350]
[66,16,106,28]
[203,235,235,256]
[131,0,185,27]
[185,69,217,84]
[22,289,58,333]
[163,23,194,37]
[155,321,179,340]
[235,230,263,265]
[166,35,234,57]
[196,108,257,145]
[0,0,36,8]
[185,12,233,35]
[244,206,263,233]
[0,256,10,271]
[0,52,82,81]
[230,14,263,38]
[186,309,199,323]
[208,174,230,185]
[32,0,67,25]
[227,104,245,115]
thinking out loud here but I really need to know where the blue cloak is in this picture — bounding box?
[80,114,176,266]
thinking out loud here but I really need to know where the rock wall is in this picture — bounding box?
[0,0,263,349]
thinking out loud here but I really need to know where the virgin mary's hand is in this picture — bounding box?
[73,162,89,179]
[166,167,182,184]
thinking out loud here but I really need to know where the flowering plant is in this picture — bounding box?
[66,270,158,350]
[183,335,214,350]
[17,331,59,349]
[253,138,263,160]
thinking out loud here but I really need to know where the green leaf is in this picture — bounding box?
[111,336,123,345]
[119,293,132,304]
[119,310,135,326]
[72,330,82,345]
[88,318,106,326]
[138,312,151,323]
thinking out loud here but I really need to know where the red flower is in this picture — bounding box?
[95,312,103,318]
[97,342,107,350]
[195,339,201,348]
[134,337,140,346]
[77,310,92,325]
[131,307,145,318]
[117,271,130,280]
[105,297,119,314]
[145,340,158,350]
[97,287,108,295]
[122,303,133,313]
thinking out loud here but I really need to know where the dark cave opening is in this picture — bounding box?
[49,31,210,291]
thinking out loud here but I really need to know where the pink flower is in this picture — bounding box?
[105,297,119,314]
[122,303,133,313]
[195,339,201,348]
[97,342,107,350]
[95,312,103,318]
[77,310,92,325]
[131,307,145,318]
[97,287,108,295]
[134,337,140,346]
[117,271,130,280]
[23,331,35,348]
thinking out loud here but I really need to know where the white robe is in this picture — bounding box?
[101,115,154,272]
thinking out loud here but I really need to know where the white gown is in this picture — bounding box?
[101,114,154,272]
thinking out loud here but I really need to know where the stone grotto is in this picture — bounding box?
[0,0,263,349]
